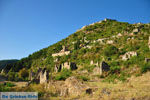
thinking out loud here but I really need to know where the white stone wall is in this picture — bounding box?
[122,51,137,61]
[52,51,70,57]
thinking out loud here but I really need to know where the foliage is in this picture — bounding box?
[18,68,29,80]
[141,62,150,73]
[55,69,72,80]
[77,75,90,81]
[103,45,119,56]
[0,82,15,92]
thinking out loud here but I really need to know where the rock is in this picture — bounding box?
[86,88,93,94]
[107,40,114,44]
[117,33,122,37]
[133,28,139,33]
[101,88,111,96]
[60,76,88,96]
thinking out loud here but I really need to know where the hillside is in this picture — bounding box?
[1,19,150,99]
[0,59,18,70]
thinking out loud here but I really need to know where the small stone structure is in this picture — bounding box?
[92,61,110,75]
[29,68,49,84]
[52,46,70,57]
[90,60,98,66]
[29,71,35,81]
[107,40,114,44]
[55,62,77,72]
[39,68,49,84]
[145,58,150,63]
[122,51,137,61]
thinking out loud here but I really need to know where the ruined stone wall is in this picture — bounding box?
[122,51,137,61]
[52,51,70,57]
[148,36,150,49]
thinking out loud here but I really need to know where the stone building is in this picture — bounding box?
[54,62,77,72]
[121,51,137,61]
[52,46,70,57]
[29,70,35,81]
[39,68,49,84]
[92,61,110,75]
[145,58,150,63]
[28,68,49,84]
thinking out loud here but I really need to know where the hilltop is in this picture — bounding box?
[1,19,150,99]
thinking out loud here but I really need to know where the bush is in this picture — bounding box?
[55,69,72,80]
[110,66,121,74]
[5,82,15,87]
[18,68,29,80]
[104,45,119,56]
[141,63,150,73]
[77,76,90,81]
[8,72,16,81]
[84,65,96,72]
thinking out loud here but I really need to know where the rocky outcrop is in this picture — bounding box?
[121,51,137,61]
[60,76,88,96]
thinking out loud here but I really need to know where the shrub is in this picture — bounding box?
[5,82,15,87]
[77,76,90,81]
[8,72,16,81]
[84,65,96,72]
[104,45,119,56]
[110,66,121,74]
[141,62,150,73]
[18,68,29,80]
[55,69,72,80]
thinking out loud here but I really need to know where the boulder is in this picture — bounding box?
[60,76,88,96]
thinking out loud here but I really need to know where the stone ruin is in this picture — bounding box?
[55,62,77,72]
[52,46,70,57]
[29,68,49,84]
[91,61,110,75]
[148,36,150,49]
[121,51,137,61]
[145,58,150,63]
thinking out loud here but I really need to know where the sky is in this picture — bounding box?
[0,0,150,60]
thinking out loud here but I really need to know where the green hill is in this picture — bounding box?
[4,19,150,82]
[0,59,18,70]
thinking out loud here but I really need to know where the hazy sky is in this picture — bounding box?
[0,0,150,60]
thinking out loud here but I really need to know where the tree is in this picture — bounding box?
[18,68,29,80]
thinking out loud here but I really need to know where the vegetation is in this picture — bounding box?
[55,69,72,80]
[2,19,150,83]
